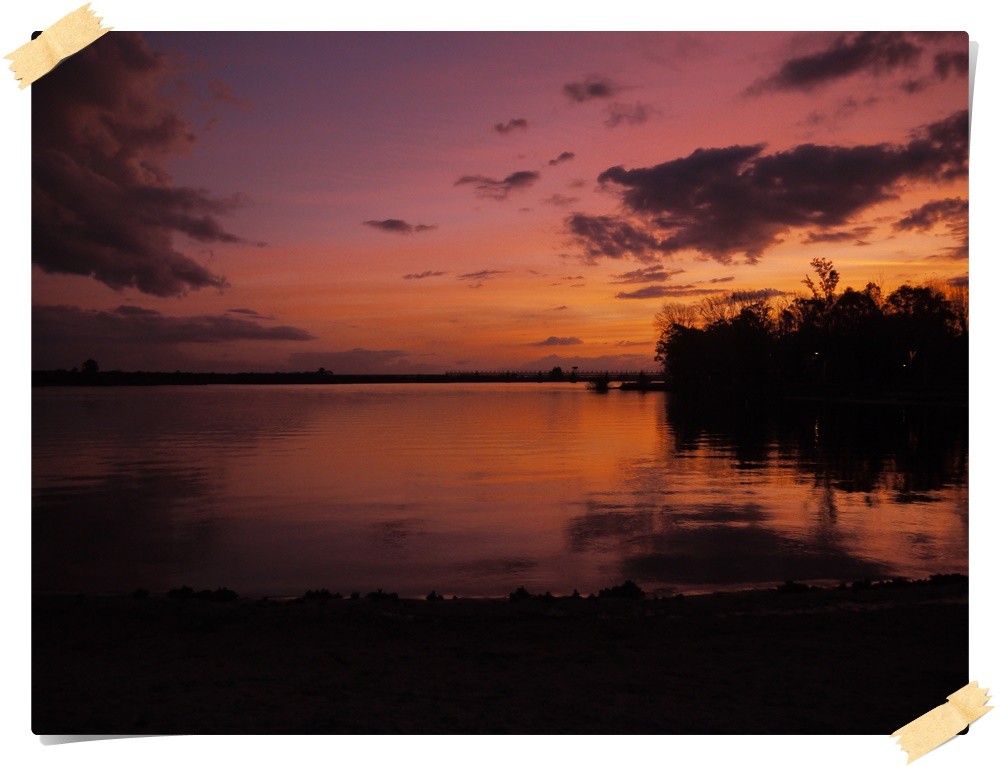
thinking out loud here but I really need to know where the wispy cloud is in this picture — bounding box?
[615,284,785,301]
[800,96,879,129]
[604,101,657,128]
[729,288,787,301]
[894,197,968,231]
[934,50,968,79]
[749,32,966,97]
[208,80,252,110]
[746,32,922,94]
[457,270,506,281]
[894,197,968,259]
[615,284,722,300]
[610,265,684,284]
[543,194,580,207]
[455,170,540,200]
[533,336,584,346]
[403,271,447,280]
[227,307,274,319]
[364,219,437,234]
[566,213,665,263]
[548,151,576,166]
[563,75,621,102]
[494,118,528,134]
[802,226,875,245]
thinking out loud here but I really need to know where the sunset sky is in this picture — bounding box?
[29,28,969,373]
[7,3,998,763]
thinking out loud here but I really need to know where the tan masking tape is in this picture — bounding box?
[892,682,992,763]
[5,4,111,89]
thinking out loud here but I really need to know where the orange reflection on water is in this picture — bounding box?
[33,385,968,598]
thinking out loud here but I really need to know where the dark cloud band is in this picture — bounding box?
[895,197,968,260]
[747,32,923,94]
[581,111,967,263]
[32,33,254,297]
[34,304,314,347]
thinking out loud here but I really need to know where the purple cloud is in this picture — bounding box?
[455,170,540,200]
[563,76,621,102]
[604,102,657,128]
[587,111,967,263]
[746,32,923,94]
[533,336,584,346]
[364,219,437,234]
[495,118,528,134]
[32,33,256,296]
[610,265,684,284]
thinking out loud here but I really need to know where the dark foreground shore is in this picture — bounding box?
[33,577,968,735]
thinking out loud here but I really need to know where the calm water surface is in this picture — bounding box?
[32,384,968,597]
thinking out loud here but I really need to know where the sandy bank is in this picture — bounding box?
[33,577,968,734]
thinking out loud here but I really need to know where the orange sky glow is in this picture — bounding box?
[30,30,969,373]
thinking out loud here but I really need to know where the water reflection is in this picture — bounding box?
[622,524,889,587]
[567,501,888,590]
[565,393,967,593]
[32,385,968,597]
[32,459,221,593]
[372,518,427,550]
[663,393,967,500]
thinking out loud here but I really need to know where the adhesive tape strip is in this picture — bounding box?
[892,681,992,763]
[5,4,111,89]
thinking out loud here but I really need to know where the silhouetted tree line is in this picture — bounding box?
[655,259,968,395]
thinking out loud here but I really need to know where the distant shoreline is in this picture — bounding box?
[31,368,968,406]
[31,369,658,387]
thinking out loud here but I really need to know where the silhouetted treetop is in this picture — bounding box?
[802,257,840,305]
[655,260,966,395]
